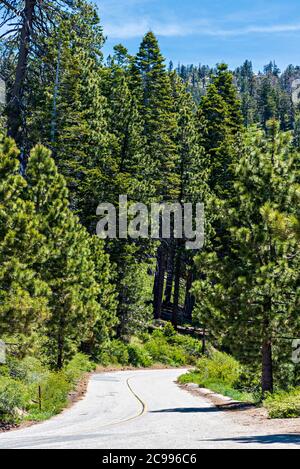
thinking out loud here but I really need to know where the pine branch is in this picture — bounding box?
[0,0,22,18]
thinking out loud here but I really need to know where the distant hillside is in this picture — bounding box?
[174,60,300,129]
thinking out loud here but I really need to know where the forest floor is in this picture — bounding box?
[0,369,299,449]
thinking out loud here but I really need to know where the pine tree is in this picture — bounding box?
[213,64,243,132]
[25,145,104,368]
[102,46,150,203]
[82,236,118,358]
[98,45,155,339]
[167,72,209,326]
[0,0,76,160]
[27,0,111,230]
[257,77,278,126]
[131,32,179,201]
[194,121,299,394]
[0,136,49,337]
[197,65,243,200]
[235,60,256,126]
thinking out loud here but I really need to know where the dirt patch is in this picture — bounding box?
[0,422,19,433]
[0,419,35,434]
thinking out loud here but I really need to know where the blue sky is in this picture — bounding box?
[95,0,300,71]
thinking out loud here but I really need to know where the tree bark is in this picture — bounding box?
[172,245,181,329]
[184,269,195,320]
[202,327,206,355]
[57,329,64,370]
[153,246,166,320]
[164,245,174,305]
[262,306,274,395]
[51,41,62,148]
[7,0,36,156]
[262,338,273,395]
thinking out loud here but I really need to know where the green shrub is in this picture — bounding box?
[144,336,188,366]
[64,353,95,384]
[127,345,153,367]
[178,371,256,402]
[169,334,203,362]
[98,340,129,366]
[264,389,300,419]
[0,354,95,424]
[162,323,177,338]
[15,357,47,385]
[195,351,242,387]
[0,377,29,421]
[32,372,71,415]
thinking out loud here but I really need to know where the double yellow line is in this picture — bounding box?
[97,375,148,430]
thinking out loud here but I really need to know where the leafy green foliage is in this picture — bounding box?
[98,340,130,366]
[0,377,29,422]
[26,145,112,369]
[194,352,242,387]
[178,371,256,403]
[178,352,258,403]
[264,389,300,419]
[0,353,94,423]
[96,325,203,368]
[127,344,153,368]
[0,137,49,337]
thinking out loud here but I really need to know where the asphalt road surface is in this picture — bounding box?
[0,369,299,449]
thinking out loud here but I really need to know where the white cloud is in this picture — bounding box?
[103,18,300,39]
[97,0,300,39]
[103,15,211,39]
[207,23,300,37]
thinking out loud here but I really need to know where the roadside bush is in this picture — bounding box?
[0,353,95,424]
[32,372,71,415]
[169,334,203,362]
[64,353,96,384]
[127,345,153,368]
[177,352,257,403]
[195,351,242,387]
[264,389,300,419]
[144,336,187,366]
[10,357,46,384]
[162,323,177,339]
[98,340,129,366]
[0,377,29,421]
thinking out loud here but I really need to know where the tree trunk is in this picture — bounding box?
[184,269,195,320]
[164,245,174,305]
[202,327,206,355]
[262,306,274,395]
[57,332,64,370]
[172,246,181,329]
[262,338,273,395]
[7,0,36,158]
[51,41,62,149]
[153,246,166,320]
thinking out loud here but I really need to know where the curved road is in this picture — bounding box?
[0,369,299,449]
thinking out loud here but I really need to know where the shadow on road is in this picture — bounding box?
[150,407,220,414]
[202,434,300,446]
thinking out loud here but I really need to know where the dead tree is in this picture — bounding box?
[0,0,74,163]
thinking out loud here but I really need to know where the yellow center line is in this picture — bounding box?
[96,375,148,430]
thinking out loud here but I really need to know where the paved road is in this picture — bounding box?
[0,369,299,449]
